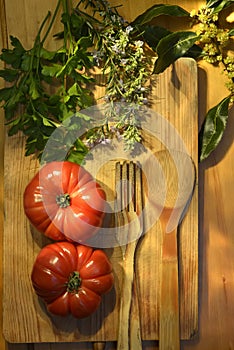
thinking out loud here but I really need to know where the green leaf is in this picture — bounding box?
[206,0,234,12]
[67,150,86,165]
[70,12,85,29]
[66,139,89,165]
[42,63,63,77]
[61,12,70,25]
[29,79,40,100]
[25,144,36,156]
[0,68,19,82]
[0,49,22,69]
[4,88,24,110]
[215,1,234,12]
[78,91,93,108]
[141,25,171,50]
[153,31,199,74]
[39,47,56,60]
[0,36,26,69]
[8,95,26,115]
[0,87,15,102]
[42,117,58,127]
[185,44,203,59]
[10,36,25,51]
[68,83,79,96]
[206,0,222,7]
[132,4,189,26]
[73,138,89,152]
[141,25,202,59]
[229,28,234,36]
[64,95,70,103]
[21,53,32,71]
[199,96,231,161]
[73,111,91,122]
[55,57,75,77]
[77,36,92,49]
[4,107,15,120]
[72,8,102,31]
[7,116,23,135]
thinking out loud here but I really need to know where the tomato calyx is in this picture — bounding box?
[56,193,70,208]
[66,271,82,293]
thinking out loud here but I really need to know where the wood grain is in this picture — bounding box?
[5,1,234,350]
[2,57,198,343]
[156,150,196,350]
[0,0,6,349]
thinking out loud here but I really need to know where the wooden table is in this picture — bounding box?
[1,0,234,349]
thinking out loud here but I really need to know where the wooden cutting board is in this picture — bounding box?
[3,57,198,343]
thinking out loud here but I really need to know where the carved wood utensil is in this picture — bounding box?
[150,150,195,350]
[115,161,143,350]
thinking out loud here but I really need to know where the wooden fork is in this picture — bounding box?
[92,161,143,350]
[115,160,143,350]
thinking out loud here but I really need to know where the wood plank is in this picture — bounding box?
[0,0,6,347]
[0,0,17,349]
[2,1,234,350]
[3,57,198,343]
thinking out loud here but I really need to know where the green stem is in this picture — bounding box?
[13,7,58,95]
[66,271,82,293]
[41,0,62,45]
[30,11,52,71]
[27,9,53,77]
[61,0,73,54]
[37,11,52,43]
[56,193,71,208]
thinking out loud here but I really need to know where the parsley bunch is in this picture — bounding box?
[0,0,96,161]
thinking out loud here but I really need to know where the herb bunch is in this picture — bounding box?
[0,1,98,161]
[84,2,153,151]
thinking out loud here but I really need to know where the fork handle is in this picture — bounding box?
[159,230,180,350]
[130,277,142,349]
[117,241,142,350]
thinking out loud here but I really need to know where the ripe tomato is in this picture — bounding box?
[24,161,106,242]
[31,241,114,318]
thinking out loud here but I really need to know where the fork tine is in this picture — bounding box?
[115,161,138,214]
[115,162,122,212]
[128,161,135,213]
[115,161,128,249]
[115,161,144,235]
[135,163,144,215]
[121,161,128,212]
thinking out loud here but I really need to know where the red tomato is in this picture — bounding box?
[24,161,106,242]
[31,241,114,318]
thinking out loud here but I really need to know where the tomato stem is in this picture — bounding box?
[56,193,71,208]
[66,271,82,293]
